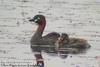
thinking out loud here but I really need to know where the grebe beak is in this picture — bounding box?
[29,19,34,22]
[29,18,36,25]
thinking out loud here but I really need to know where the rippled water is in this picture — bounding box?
[0,0,100,67]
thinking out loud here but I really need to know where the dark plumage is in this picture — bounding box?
[29,15,60,52]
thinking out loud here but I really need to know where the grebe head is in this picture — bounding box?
[59,33,69,41]
[61,33,69,39]
[29,14,45,24]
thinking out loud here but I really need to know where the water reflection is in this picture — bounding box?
[32,44,90,67]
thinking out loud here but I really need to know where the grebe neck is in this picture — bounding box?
[34,20,46,38]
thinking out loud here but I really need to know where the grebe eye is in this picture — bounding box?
[34,19,38,22]
[34,17,40,22]
[37,17,40,20]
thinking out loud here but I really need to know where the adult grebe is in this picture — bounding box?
[29,15,60,51]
